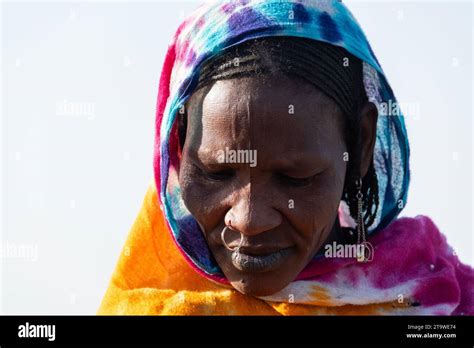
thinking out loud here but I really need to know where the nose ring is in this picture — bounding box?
[221,221,243,252]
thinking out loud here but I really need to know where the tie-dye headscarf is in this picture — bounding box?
[139,0,467,315]
[154,0,410,282]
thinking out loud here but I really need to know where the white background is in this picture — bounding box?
[1,0,473,314]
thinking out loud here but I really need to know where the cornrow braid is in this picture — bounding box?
[181,36,379,229]
[197,37,363,117]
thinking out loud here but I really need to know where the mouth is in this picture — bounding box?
[230,247,294,273]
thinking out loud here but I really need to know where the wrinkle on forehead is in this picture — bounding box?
[186,76,345,167]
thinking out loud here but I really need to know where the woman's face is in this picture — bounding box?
[179,75,350,297]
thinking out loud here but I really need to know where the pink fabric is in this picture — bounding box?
[274,215,474,315]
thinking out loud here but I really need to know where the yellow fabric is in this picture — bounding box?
[98,183,406,315]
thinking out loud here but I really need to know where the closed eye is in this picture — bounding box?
[195,164,235,182]
[276,173,319,187]
[206,169,234,181]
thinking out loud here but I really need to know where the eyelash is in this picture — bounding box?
[195,164,320,187]
[277,173,319,187]
[196,166,234,182]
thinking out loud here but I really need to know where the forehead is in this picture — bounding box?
[186,75,345,158]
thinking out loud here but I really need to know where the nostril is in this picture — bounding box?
[225,202,282,236]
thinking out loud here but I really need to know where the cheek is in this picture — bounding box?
[179,162,229,228]
[284,167,345,244]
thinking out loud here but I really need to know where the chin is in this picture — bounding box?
[229,273,290,297]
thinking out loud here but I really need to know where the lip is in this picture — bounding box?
[237,245,291,256]
[230,247,294,273]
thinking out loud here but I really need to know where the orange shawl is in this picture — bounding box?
[98,183,415,315]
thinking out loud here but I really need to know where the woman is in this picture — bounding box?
[99,0,473,315]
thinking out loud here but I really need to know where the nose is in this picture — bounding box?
[225,184,282,236]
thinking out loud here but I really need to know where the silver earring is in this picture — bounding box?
[221,221,243,252]
[355,178,370,262]
[355,178,366,244]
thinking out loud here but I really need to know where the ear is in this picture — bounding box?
[359,101,378,178]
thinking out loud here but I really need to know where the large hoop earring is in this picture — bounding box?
[221,221,243,252]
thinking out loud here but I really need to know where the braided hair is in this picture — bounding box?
[179,36,379,228]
